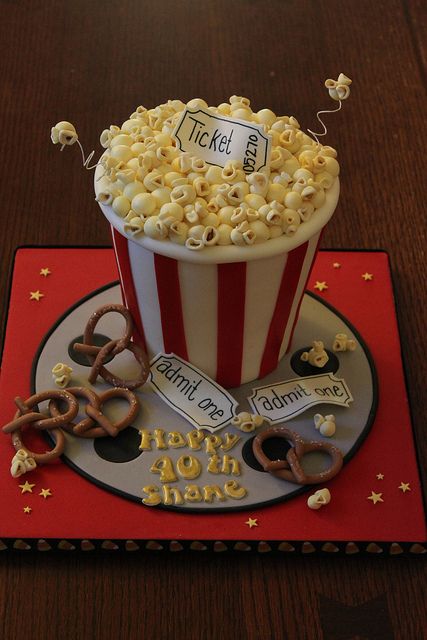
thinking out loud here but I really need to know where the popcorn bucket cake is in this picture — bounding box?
[97,185,338,388]
[52,84,349,387]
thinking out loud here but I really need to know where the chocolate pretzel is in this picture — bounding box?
[49,386,140,438]
[2,390,78,434]
[3,384,141,476]
[48,386,102,435]
[73,303,150,390]
[252,425,343,485]
[11,426,65,465]
[3,390,78,471]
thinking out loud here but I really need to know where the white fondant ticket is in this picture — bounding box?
[149,353,238,432]
[172,107,271,173]
[248,373,353,423]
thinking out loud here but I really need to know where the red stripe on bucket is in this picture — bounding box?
[154,254,188,360]
[217,262,246,388]
[285,234,322,353]
[258,242,309,378]
[111,227,147,352]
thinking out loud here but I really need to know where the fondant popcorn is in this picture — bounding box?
[300,340,329,368]
[52,362,73,388]
[325,74,352,102]
[10,449,37,478]
[332,332,356,352]
[314,413,336,437]
[52,81,351,251]
[51,121,78,146]
[307,487,331,510]
[231,411,264,433]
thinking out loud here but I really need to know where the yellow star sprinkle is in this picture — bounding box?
[333,262,341,269]
[362,272,373,281]
[314,281,328,292]
[376,473,384,480]
[367,491,383,504]
[245,518,258,529]
[39,488,52,499]
[23,506,32,514]
[30,290,44,301]
[40,268,51,277]
[19,481,35,494]
[398,482,411,493]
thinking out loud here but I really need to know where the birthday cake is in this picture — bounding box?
[89,89,347,387]
[10,79,357,494]
[2,76,395,530]
[1,74,425,553]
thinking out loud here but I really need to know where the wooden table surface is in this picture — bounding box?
[0,1,426,638]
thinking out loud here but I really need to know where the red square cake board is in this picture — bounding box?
[0,247,425,554]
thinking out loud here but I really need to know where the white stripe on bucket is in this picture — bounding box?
[178,260,218,380]
[241,253,288,383]
[128,240,165,359]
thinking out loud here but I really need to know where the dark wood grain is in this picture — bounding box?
[0,1,426,639]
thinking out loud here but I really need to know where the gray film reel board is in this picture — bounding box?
[33,283,377,512]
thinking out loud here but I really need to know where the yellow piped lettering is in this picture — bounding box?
[139,428,167,450]
[163,484,185,505]
[220,433,240,452]
[221,455,240,476]
[150,456,177,483]
[184,484,203,502]
[176,455,202,480]
[203,485,226,502]
[187,429,205,450]
[167,431,187,448]
[205,434,222,455]
[207,454,221,474]
[224,480,247,499]
[142,485,162,506]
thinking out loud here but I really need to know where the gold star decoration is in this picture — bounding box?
[362,272,373,281]
[39,488,52,499]
[367,491,383,504]
[314,281,328,292]
[40,267,51,277]
[376,473,384,480]
[30,290,44,301]
[245,518,258,529]
[333,262,341,269]
[23,506,32,514]
[19,481,35,494]
[398,482,411,493]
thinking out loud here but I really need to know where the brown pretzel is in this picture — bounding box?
[252,426,343,485]
[82,387,140,438]
[4,392,75,473]
[73,303,150,390]
[2,390,79,434]
[11,426,65,465]
[49,386,140,438]
[48,387,102,435]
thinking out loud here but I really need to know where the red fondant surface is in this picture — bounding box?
[0,248,425,542]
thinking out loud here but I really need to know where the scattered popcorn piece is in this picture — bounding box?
[300,341,329,368]
[10,449,37,478]
[307,487,331,510]
[52,363,73,388]
[51,121,78,146]
[231,411,264,433]
[325,74,352,102]
[332,332,356,352]
[314,413,336,437]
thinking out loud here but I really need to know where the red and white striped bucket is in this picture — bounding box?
[112,230,321,387]
[101,181,339,388]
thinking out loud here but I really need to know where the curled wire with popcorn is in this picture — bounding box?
[308,73,352,145]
